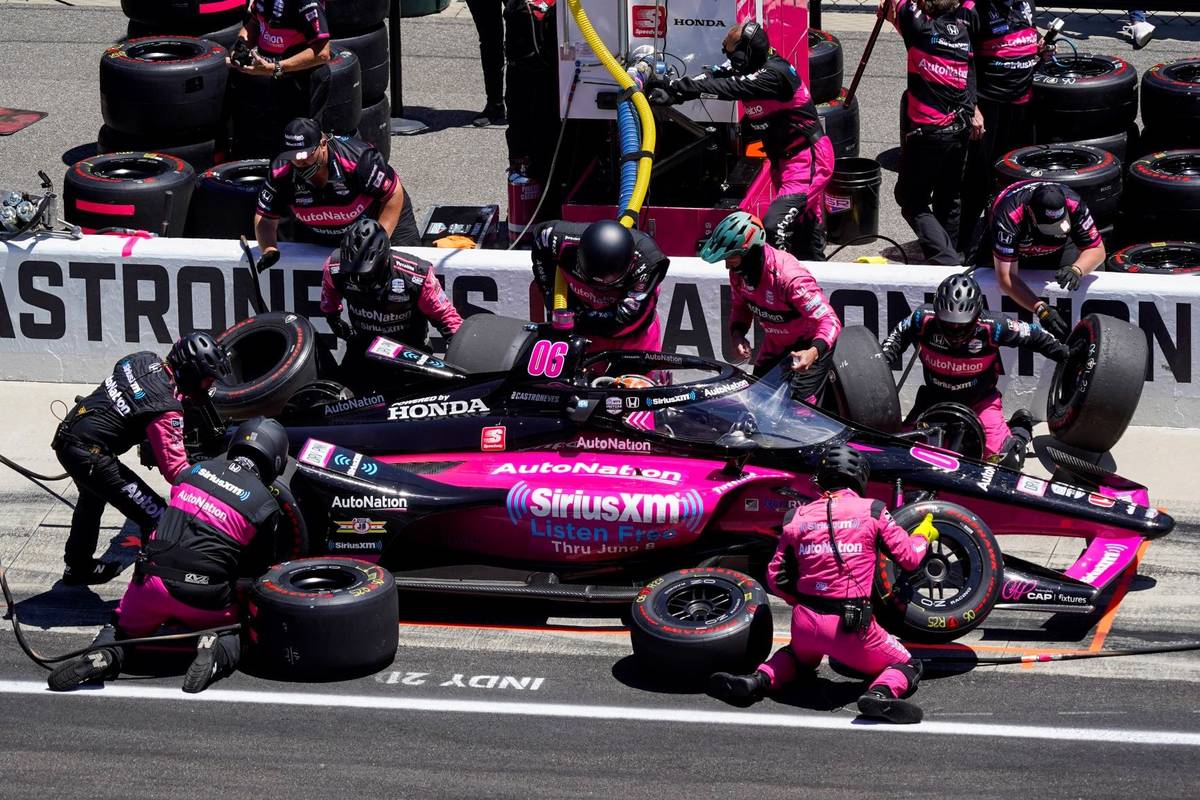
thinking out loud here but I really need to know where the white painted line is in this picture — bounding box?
[1,680,1199,746]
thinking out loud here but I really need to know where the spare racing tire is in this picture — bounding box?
[63,152,194,236]
[100,36,228,138]
[1040,126,1136,165]
[1125,150,1200,241]
[125,18,242,50]
[444,314,536,374]
[185,159,270,239]
[325,0,390,35]
[808,29,842,105]
[818,88,859,159]
[1141,58,1200,148]
[239,475,310,578]
[96,125,218,172]
[333,24,389,103]
[873,501,1002,643]
[121,0,244,29]
[994,144,1123,226]
[1106,241,1200,274]
[356,95,391,163]
[826,326,902,433]
[1032,53,1138,141]
[1046,314,1148,453]
[324,47,364,136]
[246,558,398,681]
[212,312,321,419]
[629,568,773,679]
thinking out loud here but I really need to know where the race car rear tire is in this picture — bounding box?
[1032,53,1138,141]
[99,36,228,138]
[324,47,364,136]
[326,0,390,35]
[629,568,773,679]
[246,558,398,681]
[826,326,902,433]
[994,144,1123,226]
[872,501,1002,643]
[1125,150,1200,241]
[1046,314,1148,453]
[212,312,321,419]
[185,159,270,239]
[808,29,842,105]
[96,125,219,172]
[63,152,195,236]
[1140,58,1200,148]
[356,95,391,163]
[333,24,389,103]
[1106,241,1200,274]
[818,88,859,159]
[444,314,536,374]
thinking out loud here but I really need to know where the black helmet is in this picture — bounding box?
[227,417,289,484]
[815,444,870,495]
[578,220,635,286]
[339,217,392,292]
[934,273,983,344]
[167,332,231,397]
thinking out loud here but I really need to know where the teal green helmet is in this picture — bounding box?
[699,211,767,263]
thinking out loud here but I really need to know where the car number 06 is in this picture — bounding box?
[528,339,569,378]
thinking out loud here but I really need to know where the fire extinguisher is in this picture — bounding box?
[507,158,543,244]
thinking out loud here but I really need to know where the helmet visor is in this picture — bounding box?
[940,320,976,345]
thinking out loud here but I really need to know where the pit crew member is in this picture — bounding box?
[48,418,289,694]
[709,445,934,724]
[700,211,841,404]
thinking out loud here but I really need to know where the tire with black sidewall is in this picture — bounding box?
[239,473,311,578]
[185,159,270,239]
[826,325,902,432]
[325,0,389,35]
[1141,59,1200,148]
[63,152,194,235]
[629,568,773,679]
[1106,241,1200,274]
[246,558,398,681]
[122,0,244,29]
[356,95,391,163]
[994,144,1123,226]
[808,29,842,105]
[212,312,321,419]
[1125,150,1200,241]
[1046,313,1148,452]
[126,19,242,50]
[818,88,859,159]
[324,47,363,135]
[97,125,219,172]
[444,314,536,374]
[100,36,228,138]
[333,25,389,103]
[872,501,1002,643]
[1032,53,1138,141]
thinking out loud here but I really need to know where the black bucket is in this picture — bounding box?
[824,157,881,246]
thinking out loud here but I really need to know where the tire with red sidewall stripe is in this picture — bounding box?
[121,0,245,29]
[1141,58,1200,148]
[1032,53,1138,140]
[246,557,398,681]
[629,568,773,677]
[1125,150,1200,241]
[872,501,1001,644]
[126,18,242,50]
[1047,313,1148,453]
[1106,241,1200,274]
[100,36,228,138]
[212,312,321,419]
[97,125,219,172]
[63,152,195,236]
[994,144,1123,226]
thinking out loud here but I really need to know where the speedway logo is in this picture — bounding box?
[506,481,704,532]
[492,461,682,483]
[335,518,387,536]
[324,394,385,416]
[388,397,489,420]
[331,495,409,511]
[191,465,251,501]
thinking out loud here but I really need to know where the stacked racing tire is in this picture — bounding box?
[994,144,1123,232]
[63,152,194,235]
[1140,58,1200,151]
[807,30,843,105]
[328,0,391,161]
[1124,150,1200,241]
[185,159,271,239]
[1106,242,1200,274]
[818,88,860,159]
[1033,53,1138,148]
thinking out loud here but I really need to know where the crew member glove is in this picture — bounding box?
[914,513,939,544]
[774,544,798,595]
[257,248,281,271]
[647,87,677,107]
[1035,302,1071,341]
[325,313,353,340]
[1055,264,1083,291]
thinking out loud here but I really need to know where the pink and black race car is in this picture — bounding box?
[207,312,1171,668]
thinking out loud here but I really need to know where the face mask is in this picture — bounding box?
[1035,218,1070,237]
[297,158,322,180]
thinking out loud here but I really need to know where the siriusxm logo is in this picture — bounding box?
[332,451,378,477]
[121,361,145,400]
[192,465,251,501]
[505,481,704,532]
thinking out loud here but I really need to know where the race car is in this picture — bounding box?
[201,311,1171,667]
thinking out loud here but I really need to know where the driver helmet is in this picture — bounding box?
[933,273,983,346]
[339,218,392,293]
[699,211,766,264]
[227,417,289,484]
[578,220,636,287]
[816,444,870,496]
[612,374,655,389]
[1030,184,1071,238]
[167,332,232,397]
[724,21,771,74]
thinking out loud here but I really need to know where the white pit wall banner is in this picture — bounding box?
[0,233,1195,428]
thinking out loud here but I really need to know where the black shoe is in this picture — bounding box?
[182,633,222,694]
[708,670,770,705]
[47,648,119,691]
[1007,408,1035,436]
[62,560,121,586]
[472,103,507,127]
[856,689,924,724]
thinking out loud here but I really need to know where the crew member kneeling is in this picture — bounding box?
[710,445,935,724]
[881,273,1067,466]
[701,212,841,404]
[321,218,463,390]
[531,219,669,353]
[48,418,290,694]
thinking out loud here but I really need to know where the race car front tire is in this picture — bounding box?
[826,325,902,432]
[245,557,398,681]
[872,501,1002,643]
[629,568,774,679]
[1046,313,1148,453]
[444,314,536,374]
[212,312,321,419]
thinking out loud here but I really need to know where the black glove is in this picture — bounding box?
[774,544,798,595]
[1036,303,1071,341]
[648,87,678,106]
[257,248,281,271]
[1056,263,1083,291]
[325,313,352,340]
